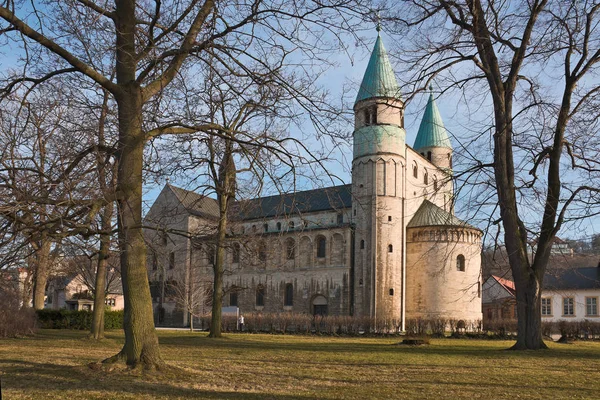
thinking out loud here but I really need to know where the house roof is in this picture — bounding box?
[407,200,475,229]
[355,34,401,104]
[491,275,516,296]
[413,89,452,150]
[234,184,352,220]
[167,184,220,219]
[544,267,600,290]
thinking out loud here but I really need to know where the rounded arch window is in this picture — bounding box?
[413,163,418,178]
[360,239,365,249]
[433,176,438,191]
[256,285,265,307]
[423,171,428,185]
[284,283,293,306]
[258,241,267,262]
[286,238,296,260]
[289,221,295,230]
[316,236,326,258]
[388,244,393,253]
[276,222,282,231]
[456,254,466,272]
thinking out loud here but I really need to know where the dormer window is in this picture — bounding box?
[364,105,377,126]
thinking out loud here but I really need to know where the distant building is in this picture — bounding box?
[145,32,483,328]
[529,237,574,257]
[46,272,123,311]
[482,265,600,324]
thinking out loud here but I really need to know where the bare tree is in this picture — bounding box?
[388,0,600,349]
[1,0,366,367]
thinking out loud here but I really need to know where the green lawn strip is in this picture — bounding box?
[0,330,599,399]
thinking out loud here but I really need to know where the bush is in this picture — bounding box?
[36,309,124,330]
[0,291,37,338]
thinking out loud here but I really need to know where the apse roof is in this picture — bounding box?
[407,200,474,229]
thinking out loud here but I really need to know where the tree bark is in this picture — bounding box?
[209,139,236,338]
[32,238,52,310]
[105,83,163,368]
[90,207,112,339]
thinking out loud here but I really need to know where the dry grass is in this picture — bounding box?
[1,329,600,399]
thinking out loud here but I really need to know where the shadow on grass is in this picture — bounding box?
[156,333,600,362]
[0,358,310,399]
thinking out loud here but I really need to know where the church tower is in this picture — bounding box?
[413,86,453,171]
[352,31,406,321]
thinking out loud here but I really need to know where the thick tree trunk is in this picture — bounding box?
[511,272,547,349]
[104,84,163,368]
[32,239,52,310]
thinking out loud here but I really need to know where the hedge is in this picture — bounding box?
[36,309,124,330]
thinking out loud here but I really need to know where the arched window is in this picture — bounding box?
[388,244,393,253]
[413,163,418,178]
[433,176,438,191]
[232,243,240,263]
[151,253,158,271]
[364,105,377,125]
[286,238,296,260]
[289,221,295,230]
[256,285,265,307]
[263,223,269,232]
[316,236,326,258]
[229,291,238,307]
[337,213,343,225]
[423,171,428,185]
[427,151,432,161]
[360,239,365,249]
[284,283,293,306]
[389,288,394,296]
[207,246,215,266]
[258,241,267,262]
[456,254,466,272]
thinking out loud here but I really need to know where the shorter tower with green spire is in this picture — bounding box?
[413,86,453,171]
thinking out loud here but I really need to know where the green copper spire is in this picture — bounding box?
[413,88,452,150]
[355,35,400,104]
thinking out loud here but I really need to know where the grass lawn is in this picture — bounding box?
[1,330,599,399]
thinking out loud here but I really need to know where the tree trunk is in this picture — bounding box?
[90,205,112,339]
[511,271,547,349]
[32,238,52,310]
[104,83,163,368]
[209,140,235,338]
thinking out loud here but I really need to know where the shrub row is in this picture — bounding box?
[192,313,485,336]
[36,309,124,330]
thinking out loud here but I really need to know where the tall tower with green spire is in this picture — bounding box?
[413,86,453,170]
[352,30,405,320]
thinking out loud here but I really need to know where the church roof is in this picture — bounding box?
[355,35,400,104]
[413,90,452,150]
[165,184,352,221]
[167,184,220,219]
[407,200,474,229]
[235,184,352,220]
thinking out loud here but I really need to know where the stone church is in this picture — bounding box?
[145,33,483,327]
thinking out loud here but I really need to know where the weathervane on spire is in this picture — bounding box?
[375,10,381,32]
